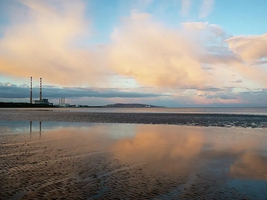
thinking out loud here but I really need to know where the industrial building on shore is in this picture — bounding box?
[30,77,53,106]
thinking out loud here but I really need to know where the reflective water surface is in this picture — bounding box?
[1,121,267,199]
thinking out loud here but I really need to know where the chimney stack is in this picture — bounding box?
[30,77,32,104]
[40,78,42,101]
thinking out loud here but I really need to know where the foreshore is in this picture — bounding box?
[1,123,267,199]
[0,110,267,128]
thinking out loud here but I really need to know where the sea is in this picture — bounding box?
[5,107,267,116]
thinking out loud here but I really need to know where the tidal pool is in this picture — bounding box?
[1,121,267,199]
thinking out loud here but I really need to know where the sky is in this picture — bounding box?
[0,0,267,107]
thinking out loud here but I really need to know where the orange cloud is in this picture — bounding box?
[1,0,266,95]
[109,13,211,89]
[223,34,267,87]
[109,16,267,90]
[0,0,109,86]
[226,34,267,62]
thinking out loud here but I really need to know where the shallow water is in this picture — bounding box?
[1,121,267,199]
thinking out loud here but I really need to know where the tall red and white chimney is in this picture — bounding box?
[30,77,32,104]
[40,78,42,101]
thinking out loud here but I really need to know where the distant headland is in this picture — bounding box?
[105,103,164,108]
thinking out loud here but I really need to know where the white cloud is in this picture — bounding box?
[181,0,192,16]
[199,0,215,18]
[180,0,214,18]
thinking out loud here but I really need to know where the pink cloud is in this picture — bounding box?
[0,0,109,86]
[226,33,267,62]
[109,15,212,89]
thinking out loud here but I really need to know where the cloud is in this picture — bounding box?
[108,14,267,95]
[232,79,243,83]
[251,59,267,66]
[222,34,267,87]
[181,0,191,16]
[180,0,214,18]
[0,0,109,86]
[109,15,215,89]
[199,0,214,18]
[206,93,237,100]
[182,22,230,49]
[226,33,267,62]
[239,89,267,106]
[139,0,154,6]
[0,82,166,99]
[0,82,17,87]
[1,1,267,106]
[194,88,267,106]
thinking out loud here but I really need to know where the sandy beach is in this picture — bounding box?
[1,121,267,199]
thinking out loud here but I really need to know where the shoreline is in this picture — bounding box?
[0,110,267,128]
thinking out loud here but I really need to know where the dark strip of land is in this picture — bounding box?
[0,110,267,128]
[0,102,54,108]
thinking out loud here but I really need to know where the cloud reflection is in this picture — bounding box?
[111,125,267,181]
[3,121,267,181]
[230,152,267,180]
[111,125,204,173]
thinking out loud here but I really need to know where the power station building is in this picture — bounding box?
[35,98,51,105]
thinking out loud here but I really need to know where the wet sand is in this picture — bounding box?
[1,123,267,199]
[0,109,267,128]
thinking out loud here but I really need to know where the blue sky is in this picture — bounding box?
[0,0,267,107]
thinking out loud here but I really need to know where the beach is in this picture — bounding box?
[1,110,267,199]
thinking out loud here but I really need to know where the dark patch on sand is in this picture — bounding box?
[0,110,267,128]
